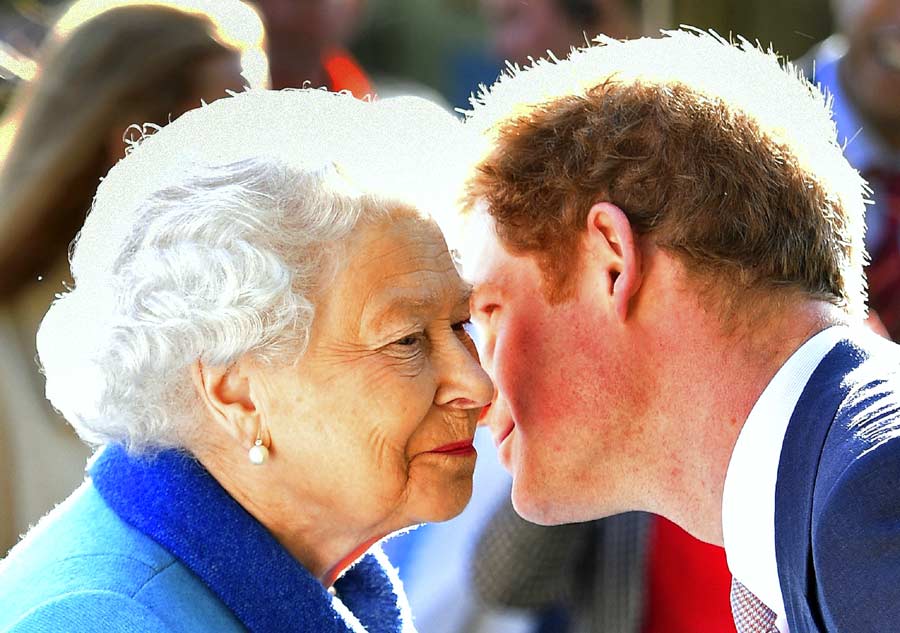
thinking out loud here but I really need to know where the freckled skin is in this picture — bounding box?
[248,212,493,571]
[468,205,848,543]
[470,227,655,524]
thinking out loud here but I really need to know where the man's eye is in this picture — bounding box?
[475,303,499,320]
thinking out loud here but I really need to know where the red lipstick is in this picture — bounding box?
[429,439,476,456]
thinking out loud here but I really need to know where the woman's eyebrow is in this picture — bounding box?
[456,283,474,308]
[367,284,474,330]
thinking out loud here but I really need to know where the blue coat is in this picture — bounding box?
[776,331,900,632]
[0,446,413,632]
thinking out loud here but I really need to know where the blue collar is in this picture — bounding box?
[90,445,409,633]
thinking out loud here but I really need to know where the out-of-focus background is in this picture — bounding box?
[1,1,887,633]
[0,0,834,114]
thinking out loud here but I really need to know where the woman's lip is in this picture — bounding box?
[429,439,476,455]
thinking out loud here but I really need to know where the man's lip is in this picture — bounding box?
[429,439,476,455]
[495,421,514,447]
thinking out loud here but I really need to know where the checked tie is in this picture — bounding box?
[865,169,900,340]
[730,578,780,633]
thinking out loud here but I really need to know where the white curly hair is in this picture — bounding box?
[37,88,468,452]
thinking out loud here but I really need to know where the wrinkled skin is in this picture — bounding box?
[246,212,494,567]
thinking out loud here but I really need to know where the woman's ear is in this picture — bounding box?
[584,201,642,322]
[191,359,259,446]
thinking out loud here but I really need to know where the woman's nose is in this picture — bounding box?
[435,335,496,410]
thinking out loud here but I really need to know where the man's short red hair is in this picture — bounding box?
[463,31,868,316]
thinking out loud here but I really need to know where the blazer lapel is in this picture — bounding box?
[774,339,864,631]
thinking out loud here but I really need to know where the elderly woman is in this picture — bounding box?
[0,89,492,631]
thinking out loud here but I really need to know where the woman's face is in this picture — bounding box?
[252,213,493,538]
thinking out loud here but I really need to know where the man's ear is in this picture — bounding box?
[584,201,642,322]
[191,359,260,447]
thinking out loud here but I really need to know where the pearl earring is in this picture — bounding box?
[248,429,269,465]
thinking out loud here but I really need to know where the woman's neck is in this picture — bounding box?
[322,537,383,587]
[193,438,389,587]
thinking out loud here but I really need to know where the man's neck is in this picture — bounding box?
[643,299,846,545]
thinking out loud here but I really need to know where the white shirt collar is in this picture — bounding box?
[722,325,849,631]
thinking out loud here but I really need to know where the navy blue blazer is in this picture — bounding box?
[0,445,413,632]
[776,330,900,632]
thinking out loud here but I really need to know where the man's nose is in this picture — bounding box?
[435,327,495,410]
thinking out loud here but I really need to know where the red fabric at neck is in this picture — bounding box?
[642,516,737,633]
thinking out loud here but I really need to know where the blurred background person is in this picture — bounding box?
[436,0,637,110]
[246,0,373,96]
[0,0,266,555]
[480,0,636,67]
[473,507,737,633]
[245,0,449,103]
[800,0,900,340]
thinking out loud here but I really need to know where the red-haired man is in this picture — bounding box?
[464,30,899,633]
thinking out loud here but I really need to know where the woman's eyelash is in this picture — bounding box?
[394,332,425,347]
[452,318,472,332]
[390,319,472,349]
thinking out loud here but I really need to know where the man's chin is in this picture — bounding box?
[509,477,572,526]
[510,470,622,526]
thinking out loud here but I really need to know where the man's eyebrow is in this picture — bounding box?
[469,278,502,299]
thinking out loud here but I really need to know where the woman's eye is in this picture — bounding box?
[453,318,482,352]
[393,332,424,347]
[451,318,472,333]
[384,331,428,363]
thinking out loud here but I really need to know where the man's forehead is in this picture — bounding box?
[462,213,536,294]
[460,211,502,281]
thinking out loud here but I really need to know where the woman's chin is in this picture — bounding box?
[410,475,474,524]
